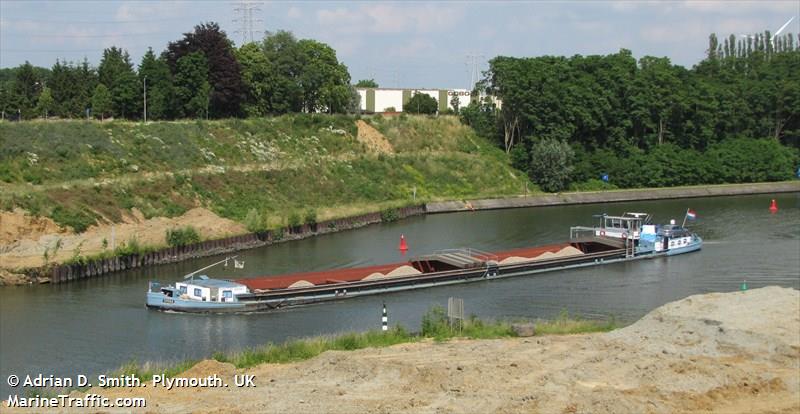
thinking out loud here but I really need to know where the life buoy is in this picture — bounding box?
[622,232,628,239]
[600,230,606,236]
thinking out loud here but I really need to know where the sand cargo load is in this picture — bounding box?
[146,212,702,313]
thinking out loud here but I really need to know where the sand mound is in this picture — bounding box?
[287,280,314,289]
[385,265,422,277]
[498,256,532,265]
[362,272,388,280]
[356,120,394,154]
[552,245,584,257]
[499,246,585,265]
[606,286,800,362]
[362,265,422,281]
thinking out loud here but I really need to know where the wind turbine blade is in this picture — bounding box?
[772,16,795,40]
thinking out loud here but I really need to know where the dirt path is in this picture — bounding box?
[13,286,796,413]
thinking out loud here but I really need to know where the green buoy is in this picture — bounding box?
[741,280,748,291]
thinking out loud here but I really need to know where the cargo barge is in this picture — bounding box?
[146,212,702,313]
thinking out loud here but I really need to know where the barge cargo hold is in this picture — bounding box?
[146,212,702,313]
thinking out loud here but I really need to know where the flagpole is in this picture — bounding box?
[682,208,689,228]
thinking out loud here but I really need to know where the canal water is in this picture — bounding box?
[1,193,798,394]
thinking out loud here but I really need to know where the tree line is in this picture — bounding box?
[0,22,358,120]
[461,32,799,191]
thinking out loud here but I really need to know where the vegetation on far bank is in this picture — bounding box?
[0,115,528,233]
[461,35,800,192]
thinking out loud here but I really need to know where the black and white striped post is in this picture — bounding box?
[381,303,388,331]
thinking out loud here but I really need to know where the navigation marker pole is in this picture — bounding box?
[382,303,388,331]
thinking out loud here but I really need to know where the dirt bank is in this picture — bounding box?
[0,208,246,272]
[18,286,797,413]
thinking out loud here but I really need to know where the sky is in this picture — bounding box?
[1,0,798,89]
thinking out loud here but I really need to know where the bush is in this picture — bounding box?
[303,209,317,226]
[529,138,574,192]
[165,226,201,247]
[421,306,450,338]
[287,212,302,228]
[404,94,438,114]
[380,208,399,222]
[243,208,264,232]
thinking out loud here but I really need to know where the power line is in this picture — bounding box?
[1,17,187,24]
[232,1,263,45]
[2,32,170,38]
[465,53,485,90]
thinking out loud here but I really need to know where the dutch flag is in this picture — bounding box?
[686,209,697,220]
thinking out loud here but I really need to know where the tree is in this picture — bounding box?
[404,93,438,114]
[91,84,112,120]
[355,79,378,88]
[174,51,210,118]
[450,94,460,114]
[260,30,303,113]
[237,42,272,116]
[164,22,245,118]
[529,138,574,192]
[35,86,54,119]
[138,48,173,120]
[297,39,351,113]
[11,62,41,119]
[346,85,361,114]
[98,47,138,118]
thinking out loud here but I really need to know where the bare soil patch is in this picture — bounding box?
[356,120,394,154]
[0,207,246,270]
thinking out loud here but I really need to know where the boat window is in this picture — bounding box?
[223,290,232,298]
[179,286,187,294]
[194,288,202,297]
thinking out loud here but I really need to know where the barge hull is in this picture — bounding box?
[154,247,636,313]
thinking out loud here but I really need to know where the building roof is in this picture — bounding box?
[184,278,245,289]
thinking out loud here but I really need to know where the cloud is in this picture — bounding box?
[287,6,302,19]
[388,38,435,58]
[115,1,188,21]
[678,0,797,14]
[316,3,464,34]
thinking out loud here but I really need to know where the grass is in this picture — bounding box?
[0,115,531,232]
[533,310,620,335]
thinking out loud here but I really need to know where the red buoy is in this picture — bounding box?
[769,199,778,213]
[399,234,408,251]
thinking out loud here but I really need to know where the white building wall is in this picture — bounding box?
[447,90,474,110]
[374,89,404,112]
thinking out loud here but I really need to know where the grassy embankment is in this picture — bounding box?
[0,114,529,234]
[114,308,618,382]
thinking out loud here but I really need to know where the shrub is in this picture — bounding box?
[380,208,399,222]
[287,212,302,228]
[165,226,201,247]
[303,209,317,226]
[404,94,438,114]
[421,305,450,338]
[528,138,574,192]
[243,208,264,232]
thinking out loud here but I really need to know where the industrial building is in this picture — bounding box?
[355,88,484,113]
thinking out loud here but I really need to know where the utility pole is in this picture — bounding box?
[233,1,263,45]
[143,76,147,123]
